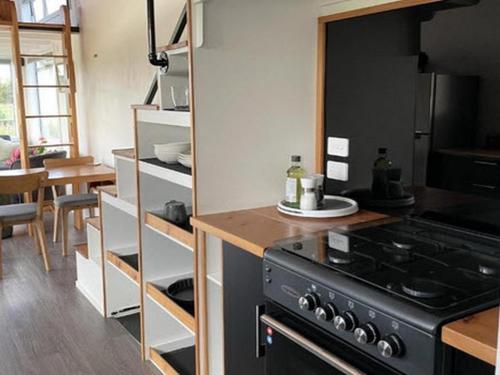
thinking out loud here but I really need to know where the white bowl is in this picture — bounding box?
[154,143,190,164]
[154,142,190,152]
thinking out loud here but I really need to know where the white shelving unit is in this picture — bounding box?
[132,38,196,374]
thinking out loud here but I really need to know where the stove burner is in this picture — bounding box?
[328,251,353,265]
[383,246,411,263]
[392,239,415,250]
[478,264,498,276]
[292,242,303,251]
[401,278,447,299]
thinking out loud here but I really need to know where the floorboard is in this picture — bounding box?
[0,215,158,375]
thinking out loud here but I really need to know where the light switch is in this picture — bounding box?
[327,161,349,182]
[328,137,349,157]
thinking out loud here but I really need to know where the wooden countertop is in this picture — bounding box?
[442,307,498,366]
[191,206,387,258]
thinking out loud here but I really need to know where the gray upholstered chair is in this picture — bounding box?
[0,170,51,278]
[43,156,99,256]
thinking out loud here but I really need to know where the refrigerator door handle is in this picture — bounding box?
[415,130,431,139]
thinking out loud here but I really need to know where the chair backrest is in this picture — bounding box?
[0,170,48,195]
[43,156,94,170]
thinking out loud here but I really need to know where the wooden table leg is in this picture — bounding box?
[72,182,83,230]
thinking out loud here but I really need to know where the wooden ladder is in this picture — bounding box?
[2,0,80,170]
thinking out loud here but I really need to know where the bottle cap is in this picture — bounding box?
[378,148,387,154]
[291,155,301,162]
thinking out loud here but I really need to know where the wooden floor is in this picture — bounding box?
[0,215,158,375]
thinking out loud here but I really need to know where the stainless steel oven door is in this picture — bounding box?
[259,304,402,375]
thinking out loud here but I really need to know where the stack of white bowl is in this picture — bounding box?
[154,142,191,164]
[178,150,192,169]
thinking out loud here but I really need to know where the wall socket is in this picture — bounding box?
[328,137,349,157]
[327,161,349,182]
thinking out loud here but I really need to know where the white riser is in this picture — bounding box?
[76,253,104,316]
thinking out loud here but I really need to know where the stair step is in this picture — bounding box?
[74,243,89,259]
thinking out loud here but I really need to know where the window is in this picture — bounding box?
[0,63,17,138]
[21,0,67,22]
[25,58,69,145]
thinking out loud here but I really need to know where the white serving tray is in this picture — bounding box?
[277,195,359,218]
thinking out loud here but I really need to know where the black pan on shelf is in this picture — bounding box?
[166,278,194,314]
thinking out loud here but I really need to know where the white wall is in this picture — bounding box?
[193,0,318,215]
[75,0,185,165]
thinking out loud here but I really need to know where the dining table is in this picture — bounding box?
[1,164,116,229]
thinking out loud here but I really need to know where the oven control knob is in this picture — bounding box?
[298,293,319,311]
[354,323,379,345]
[333,311,357,332]
[315,303,337,322]
[377,335,404,359]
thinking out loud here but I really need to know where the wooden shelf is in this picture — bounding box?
[106,250,140,284]
[146,281,195,333]
[145,212,194,249]
[139,159,192,189]
[150,344,195,375]
[86,217,101,231]
[442,307,498,366]
[137,109,190,127]
[74,243,89,259]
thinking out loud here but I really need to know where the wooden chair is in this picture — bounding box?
[43,157,99,256]
[0,170,51,278]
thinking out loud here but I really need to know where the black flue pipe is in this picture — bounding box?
[147,0,168,68]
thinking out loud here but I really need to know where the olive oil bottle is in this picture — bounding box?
[285,155,306,208]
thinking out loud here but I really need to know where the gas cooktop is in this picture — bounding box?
[276,218,500,311]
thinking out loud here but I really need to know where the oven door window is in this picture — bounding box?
[262,305,401,375]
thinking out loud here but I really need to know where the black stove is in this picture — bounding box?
[262,218,500,375]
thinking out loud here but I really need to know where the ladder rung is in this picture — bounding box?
[23,85,70,89]
[19,22,65,31]
[28,143,74,148]
[26,114,72,119]
[21,54,68,59]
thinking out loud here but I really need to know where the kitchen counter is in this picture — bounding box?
[191,206,387,257]
[442,307,498,366]
[192,205,499,368]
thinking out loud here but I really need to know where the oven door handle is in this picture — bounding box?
[260,314,366,375]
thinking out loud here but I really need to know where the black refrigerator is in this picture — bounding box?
[413,73,479,186]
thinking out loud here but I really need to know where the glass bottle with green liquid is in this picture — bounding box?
[285,155,306,208]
